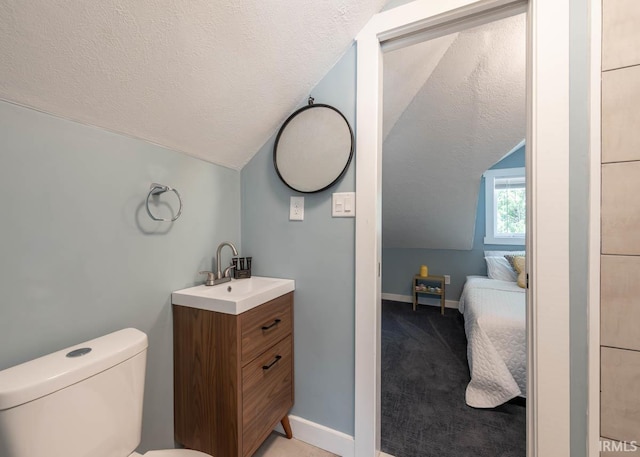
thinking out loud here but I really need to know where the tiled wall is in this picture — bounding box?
[601,0,640,451]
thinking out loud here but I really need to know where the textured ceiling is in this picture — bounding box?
[0,0,386,169]
[382,14,526,250]
[383,33,457,140]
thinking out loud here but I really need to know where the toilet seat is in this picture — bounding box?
[131,450,212,457]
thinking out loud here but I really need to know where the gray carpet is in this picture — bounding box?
[381,300,526,457]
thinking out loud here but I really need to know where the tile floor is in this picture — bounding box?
[253,432,339,457]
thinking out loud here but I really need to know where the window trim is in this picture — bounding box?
[484,167,526,245]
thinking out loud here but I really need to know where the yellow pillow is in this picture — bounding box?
[507,255,526,288]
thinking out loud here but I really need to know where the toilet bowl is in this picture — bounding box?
[0,328,213,457]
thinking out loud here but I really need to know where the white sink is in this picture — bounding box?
[172,276,295,315]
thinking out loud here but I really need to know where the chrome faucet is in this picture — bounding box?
[199,241,239,286]
[216,241,238,279]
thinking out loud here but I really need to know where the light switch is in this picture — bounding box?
[333,192,355,217]
[344,194,353,213]
[290,196,304,221]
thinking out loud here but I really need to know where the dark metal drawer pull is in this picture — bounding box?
[262,355,282,370]
[261,318,281,331]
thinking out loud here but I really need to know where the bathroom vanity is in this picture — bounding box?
[172,277,295,457]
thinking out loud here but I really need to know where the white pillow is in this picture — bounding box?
[484,250,525,258]
[484,256,518,282]
[484,250,524,282]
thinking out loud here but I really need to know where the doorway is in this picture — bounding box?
[379,12,527,456]
[354,1,573,457]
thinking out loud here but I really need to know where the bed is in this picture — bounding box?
[458,275,526,408]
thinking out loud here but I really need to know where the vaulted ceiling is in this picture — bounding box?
[1,2,527,253]
[382,13,526,250]
[0,0,386,169]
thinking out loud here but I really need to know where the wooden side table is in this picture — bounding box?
[413,274,446,314]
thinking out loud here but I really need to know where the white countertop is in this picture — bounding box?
[172,276,295,315]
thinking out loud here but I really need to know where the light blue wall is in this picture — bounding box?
[381,0,416,11]
[382,145,525,301]
[0,7,589,450]
[241,45,357,435]
[0,101,241,452]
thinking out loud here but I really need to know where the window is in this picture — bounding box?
[484,167,525,245]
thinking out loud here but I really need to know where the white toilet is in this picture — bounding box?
[0,328,211,457]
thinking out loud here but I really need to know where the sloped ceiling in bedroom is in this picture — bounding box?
[382,13,526,250]
[0,0,386,169]
[383,33,458,140]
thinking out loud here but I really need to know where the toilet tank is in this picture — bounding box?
[0,328,148,457]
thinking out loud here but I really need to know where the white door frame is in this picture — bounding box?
[588,0,601,455]
[354,1,574,456]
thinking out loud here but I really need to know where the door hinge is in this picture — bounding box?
[378,262,381,277]
[526,273,529,289]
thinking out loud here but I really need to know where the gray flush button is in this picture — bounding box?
[66,347,92,358]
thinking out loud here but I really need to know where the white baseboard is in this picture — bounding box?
[274,415,355,457]
[381,292,459,309]
[378,452,396,457]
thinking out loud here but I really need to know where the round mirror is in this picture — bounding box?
[274,101,354,193]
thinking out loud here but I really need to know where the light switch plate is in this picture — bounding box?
[333,192,355,217]
[290,196,304,221]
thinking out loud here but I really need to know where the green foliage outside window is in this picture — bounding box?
[496,187,525,236]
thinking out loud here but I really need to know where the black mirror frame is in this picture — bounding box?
[273,102,354,194]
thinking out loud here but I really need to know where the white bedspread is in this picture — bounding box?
[458,276,526,408]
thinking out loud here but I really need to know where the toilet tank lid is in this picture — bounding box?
[0,328,148,411]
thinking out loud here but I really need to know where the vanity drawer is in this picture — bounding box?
[241,335,293,457]
[240,293,292,364]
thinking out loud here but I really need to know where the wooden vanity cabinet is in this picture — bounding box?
[173,292,294,457]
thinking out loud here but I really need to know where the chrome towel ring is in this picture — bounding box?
[146,183,183,222]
